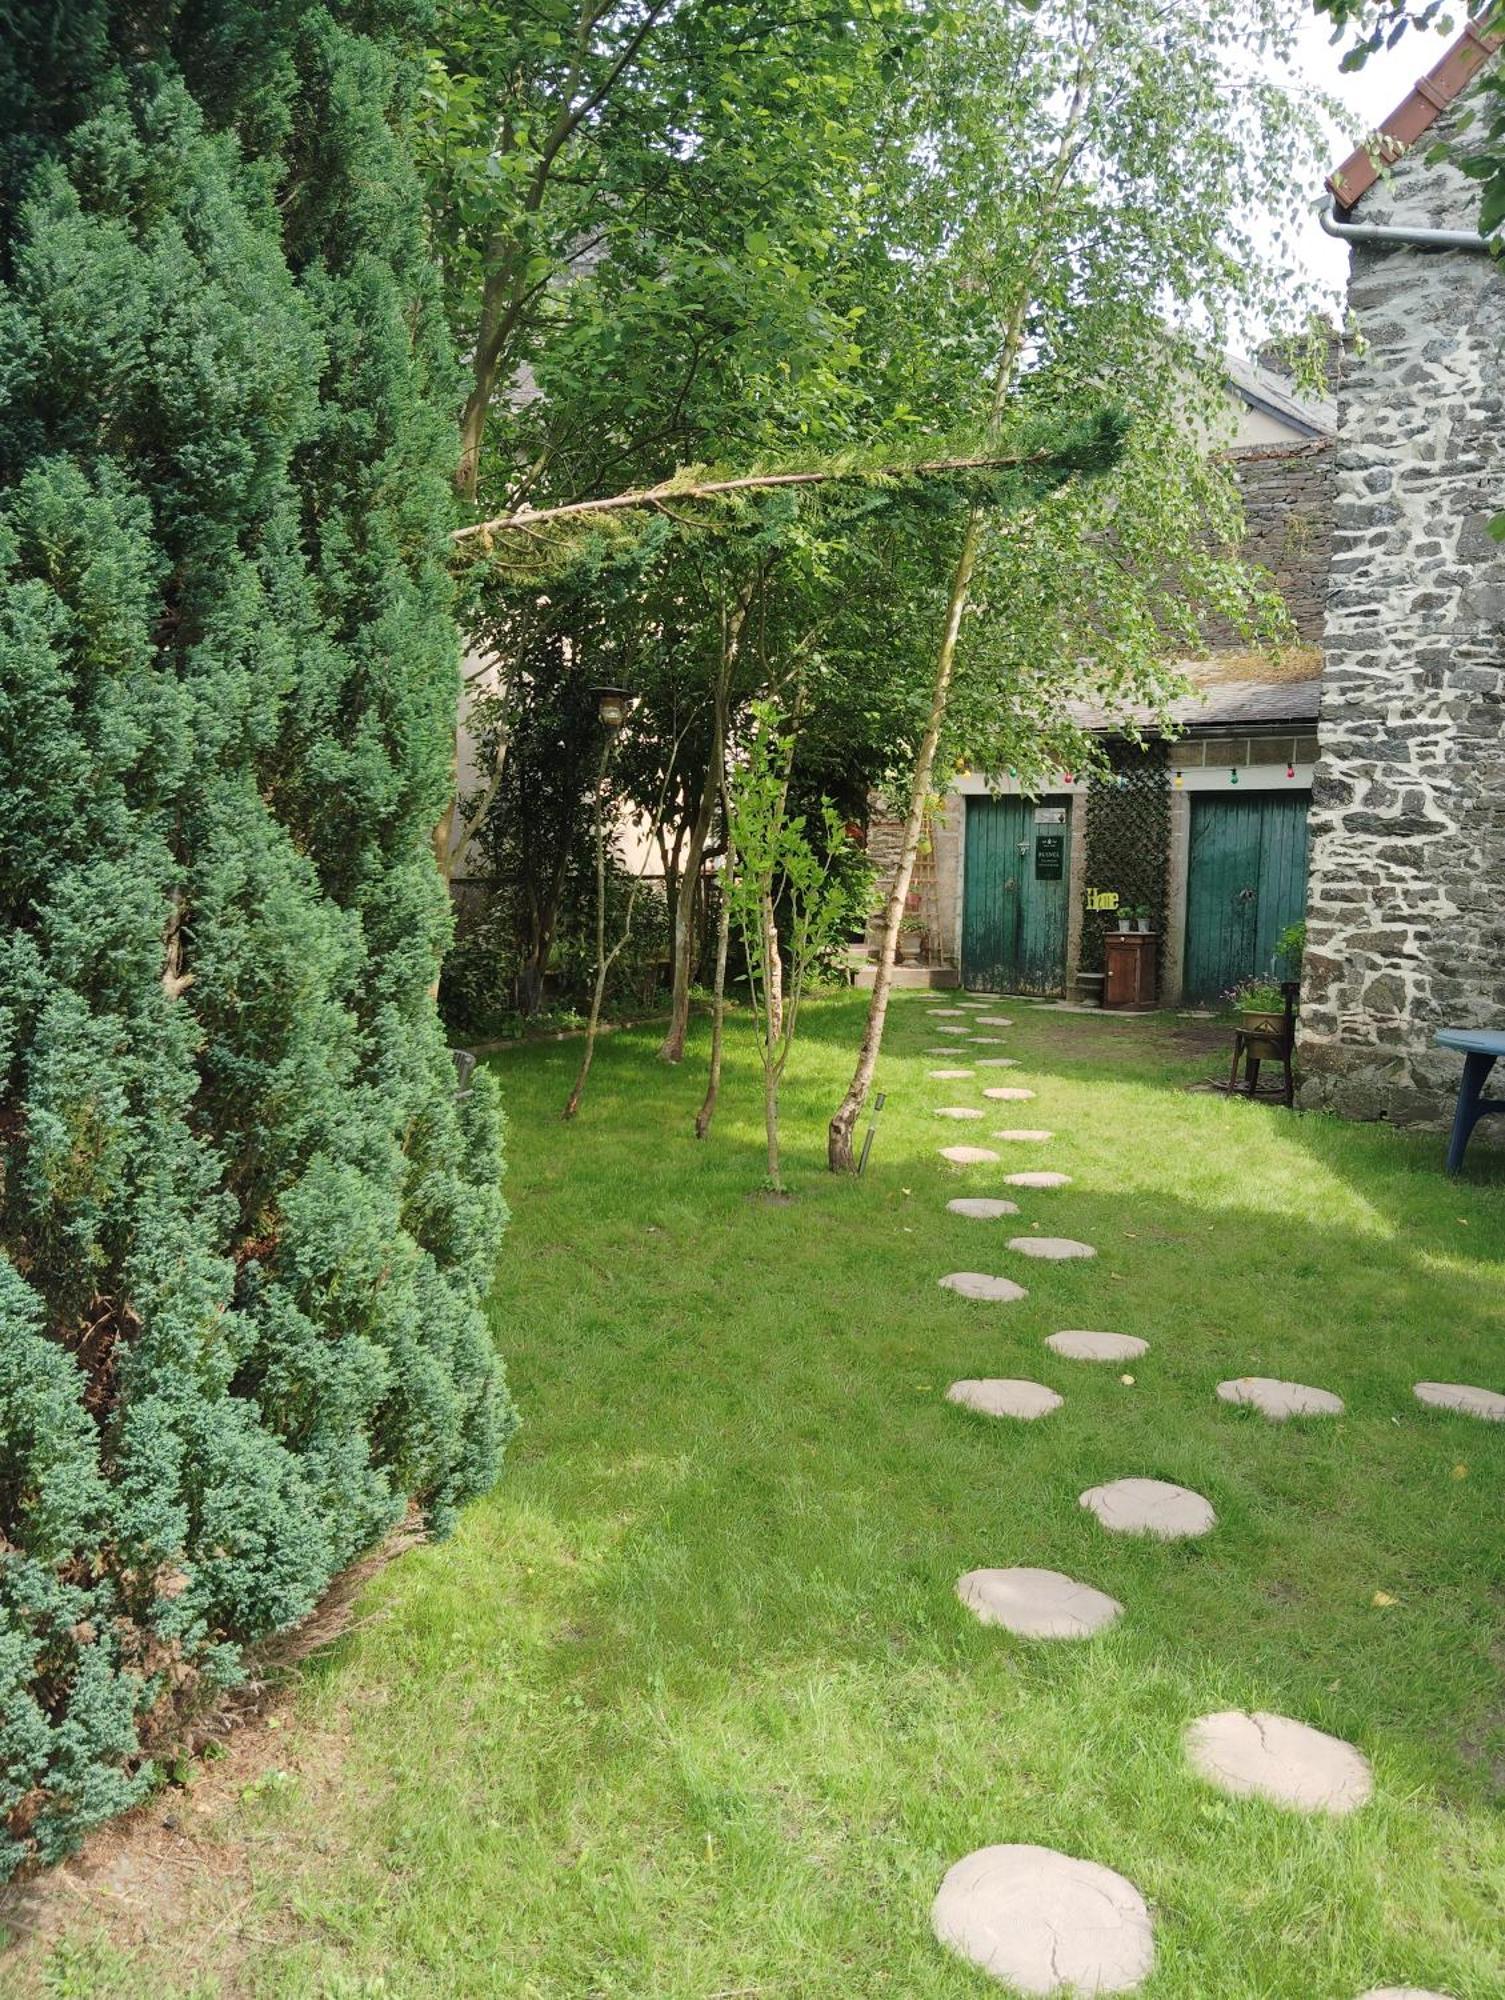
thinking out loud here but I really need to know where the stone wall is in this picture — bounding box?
[1207,441,1335,648]
[1298,105,1505,1124]
[863,798,962,966]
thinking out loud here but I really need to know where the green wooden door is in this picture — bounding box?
[1183,792,1311,1002]
[961,797,1071,994]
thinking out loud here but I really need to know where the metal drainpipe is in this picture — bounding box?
[1320,194,1499,253]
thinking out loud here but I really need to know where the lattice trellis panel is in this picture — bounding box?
[1080,742,1171,982]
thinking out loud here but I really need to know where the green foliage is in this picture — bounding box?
[1225,976,1290,1013]
[1275,920,1308,973]
[0,2,512,1874]
[726,705,870,1185]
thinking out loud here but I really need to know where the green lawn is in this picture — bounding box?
[14,995,1505,1999]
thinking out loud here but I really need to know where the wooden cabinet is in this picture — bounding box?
[1103,932,1158,1008]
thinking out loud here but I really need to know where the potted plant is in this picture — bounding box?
[1131,903,1152,934]
[1115,905,1133,933]
[1225,976,1292,1059]
[1274,920,1305,983]
[897,913,926,964]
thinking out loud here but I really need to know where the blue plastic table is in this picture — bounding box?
[1436,1028,1505,1174]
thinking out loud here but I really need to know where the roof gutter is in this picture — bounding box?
[1320,194,1499,252]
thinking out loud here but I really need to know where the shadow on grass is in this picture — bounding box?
[481,999,1505,1817]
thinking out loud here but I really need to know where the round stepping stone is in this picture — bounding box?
[947,1379,1063,1421]
[974,1015,1014,1026]
[1413,1382,1505,1422]
[1217,1377,1344,1420]
[932,1844,1154,1996]
[926,1046,968,1056]
[1355,1989,1457,1998]
[983,1085,1036,1101]
[939,1272,1029,1303]
[928,1007,966,1016]
[948,1197,1020,1219]
[940,1145,1000,1166]
[976,1057,1021,1068]
[1080,1477,1215,1539]
[1008,1235,1096,1261]
[934,1105,984,1120]
[928,1068,974,1080]
[1049,1331,1148,1363]
[933,1025,971,1036]
[994,1128,1054,1142]
[1183,1711,1373,1816]
[1006,1171,1072,1188]
[971,1035,1011,1044]
[957,1566,1123,1638]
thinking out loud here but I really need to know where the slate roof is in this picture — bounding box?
[1070,652,1322,734]
[1224,353,1336,438]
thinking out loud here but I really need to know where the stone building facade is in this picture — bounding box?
[862,431,1333,1002]
[1297,89,1505,1123]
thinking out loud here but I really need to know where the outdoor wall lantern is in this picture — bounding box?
[592,685,636,730]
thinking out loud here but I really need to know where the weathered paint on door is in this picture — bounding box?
[1183,791,1311,1002]
[961,796,1071,994]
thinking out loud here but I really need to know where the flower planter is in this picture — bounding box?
[1238,1006,1290,1061]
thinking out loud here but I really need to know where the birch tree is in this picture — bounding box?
[826,0,1330,1168]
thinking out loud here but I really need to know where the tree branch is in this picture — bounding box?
[452,449,1058,543]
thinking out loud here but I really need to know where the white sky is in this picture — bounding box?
[1272,12,1445,300]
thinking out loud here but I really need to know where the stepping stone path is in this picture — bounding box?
[932,1844,1155,1996]
[956,1566,1122,1638]
[1183,1711,1373,1816]
[1080,1477,1215,1540]
[916,1020,1434,1983]
[1009,1236,1096,1261]
[939,1271,1029,1303]
[1217,1377,1344,1420]
[947,1379,1062,1421]
[928,1068,974,1079]
[1049,1331,1148,1363]
[1413,1381,1505,1422]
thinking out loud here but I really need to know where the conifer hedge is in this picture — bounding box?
[0,3,513,1874]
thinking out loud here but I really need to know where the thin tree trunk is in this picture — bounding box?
[763,1060,781,1189]
[824,49,1093,1173]
[658,588,750,1063]
[694,850,732,1140]
[826,511,985,1170]
[659,791,711,1064]
[563,733,612,1120]
[762,890,784,1041]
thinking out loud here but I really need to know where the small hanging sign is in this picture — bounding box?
[1034,834,1064,880]
[1034,805,1067,825]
